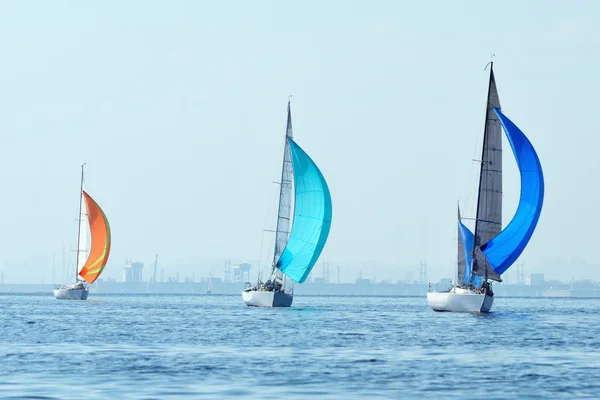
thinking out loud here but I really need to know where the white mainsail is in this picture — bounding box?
[456,205,467,284]
[272,102,294,279]
[76,188,89,276]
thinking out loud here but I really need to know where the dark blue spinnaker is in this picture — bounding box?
[481,108,544,275]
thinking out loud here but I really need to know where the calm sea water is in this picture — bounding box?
[0,293,599,399]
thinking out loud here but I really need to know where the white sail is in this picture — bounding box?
[273,267,284,280]
[76,190,89,275]
[272,102,294,269]
[457,206,467,284]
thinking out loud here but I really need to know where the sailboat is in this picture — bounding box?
[206,270,212,294]
[427,63,544,312]
[242,101,332,307]
[146,254,158,293]
[54,164,112,300]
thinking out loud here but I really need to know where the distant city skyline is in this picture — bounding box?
[3,252,598,285]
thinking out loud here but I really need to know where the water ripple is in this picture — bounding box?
[0,294,599,398]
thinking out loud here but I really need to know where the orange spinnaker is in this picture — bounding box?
[79,191,111,284]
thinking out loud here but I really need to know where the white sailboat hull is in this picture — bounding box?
[427,290,493,313]
[54,282,89,300]
[242,290,293,307]
[54,288,89,300]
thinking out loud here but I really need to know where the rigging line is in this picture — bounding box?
[465,60,498,215]
[461,217,501,225]
[462,121,484,219]
[258,229,265,282]
[484,54,495,71]
[264,229,290,234]
[74,163,86,282]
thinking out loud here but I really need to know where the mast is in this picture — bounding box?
[456,202,461,286]
[62,245,66,281]
[75,163,86,282]
[153,254,158,286]
[470,63,494,283]
[271,100,294,277]
[146,254,158,292]
[470,61,502,283]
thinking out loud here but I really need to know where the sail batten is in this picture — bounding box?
[276,138,332,283]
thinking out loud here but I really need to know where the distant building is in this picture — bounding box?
[123,261,144,282]
[223,259,232,282]
[355,270,370,285]
[530,273,545,286]
[233,263,251,283]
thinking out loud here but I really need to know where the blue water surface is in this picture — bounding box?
[0,294,599,399]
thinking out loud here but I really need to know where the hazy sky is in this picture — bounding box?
[1,1,598,283]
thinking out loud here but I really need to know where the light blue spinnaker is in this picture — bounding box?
[276,138,332,283]
[480,108,544,275]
